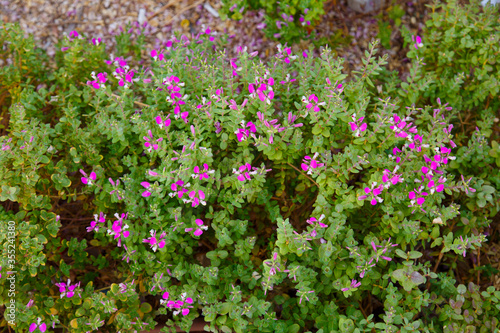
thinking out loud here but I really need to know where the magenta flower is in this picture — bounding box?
[276,44,297,64]
[55,279,80,298]
[80,169,96,185]
[107,213,130,247]
[166,92,189,122]
[143,130,163,153]
[382,167,404,188]
[301,94,325,113]
[409,187,429,206]
[155,114,171,130]
[87,212,106,233]
[30,318,47,333]
[341,279,362,292]
[358,182,384,205]
[169,180,190,198]
[141,182,152,197]
[232,163,257,182]
[183,190,207,207]
[26,299,34,308]
[427,176,446,194]
[461,175,476,195]
[150,49,165,61]
[412,35,423,49]
[389,114,418,139]
[191,164,214,180]
[86,71,107,89]
[306,214,328,228]
[185,219,208,236]
[300,152,324,175]
[143,230,167,252]
[109,178,122,200]
[349,114,368,137]
[91,37,102,46]
[235,121,257,142]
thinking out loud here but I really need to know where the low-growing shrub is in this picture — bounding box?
[0,1,499,331]
[219,0,326,44]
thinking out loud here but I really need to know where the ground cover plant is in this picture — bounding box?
[0,1,500,332]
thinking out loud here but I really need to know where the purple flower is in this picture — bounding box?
[80,169,96,185]
[29,318,47,332]
[143,230,166,252]
[87,212,106,233]
[185,219,208,236]
[55,279,80,298]
[141,182,152,197]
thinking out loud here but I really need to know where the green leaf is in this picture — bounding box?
[75,307,86,317]
[409,251,422,259]
[140,302,152,313]
[392,269,406,281]
[39,155,50,164]
[395,249,407,259]
[312,124,322,135]
[288,324,300,333]
[410,271,426,285]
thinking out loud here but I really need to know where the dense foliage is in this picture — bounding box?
[0,1,499,332]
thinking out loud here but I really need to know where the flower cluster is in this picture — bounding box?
[86,71,107,90]
[301,94,325,113]
[143,230,167,252]
[358,182,384,205]
[160,292,194,316]
[169,180,191,198]
[276,44,297,64]
[143,130,163,153]
[232,163,258,182]
[185,219,208,237]
[80,169,96,185]
[55,279,81,298]
[349,114,367,137]
[301,152,325,175]
[107,213,130,247]
[249,76,275,104]
[235,121,257,142]
[182,190,207,207]
[87,212,106,233]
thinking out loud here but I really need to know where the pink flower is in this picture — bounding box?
[91,37,102,46]
[108,213,130,247]
[191,164,214,180]
[109,178,122,200]
[300,152,324,175]
[183,190,207,207]
[408,187,429,207]
[141,182,152,197]
[301,94,325,113]
[143,230,167,252]
[80,169,96,185]
[170,180,190,199]
[155,115,171,129]
[55,279,80,298]
[87,212,106,233]
[26,299,34,308]
[30,318,47,333]
[185,219,208,236]
[341,279,362,292]
[233,163,257,182]
[358,182,384,205]
[412,35,423,49]
[349,114,368,137]
[306,214,328,228]
[143,130,163,153]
